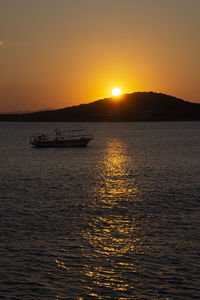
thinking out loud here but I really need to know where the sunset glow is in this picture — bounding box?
[112,88,121,97]
[0,0,200,112]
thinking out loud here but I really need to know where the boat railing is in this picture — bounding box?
[55,129,93,139]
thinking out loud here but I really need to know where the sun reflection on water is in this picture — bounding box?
[93,139,140,208]
[82,139,143,297]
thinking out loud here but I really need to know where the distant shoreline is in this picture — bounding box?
[0,119,200,123]
[0,92,199,122]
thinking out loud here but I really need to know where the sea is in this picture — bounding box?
[0,122,199,299]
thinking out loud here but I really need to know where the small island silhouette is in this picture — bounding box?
[0,92,200,122]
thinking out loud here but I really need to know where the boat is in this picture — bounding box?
[30,129,94,148]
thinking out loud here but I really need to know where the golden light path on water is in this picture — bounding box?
[81,139,144,298]
[54,139,145,298]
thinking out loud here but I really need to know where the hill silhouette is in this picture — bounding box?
[0,92,200,122]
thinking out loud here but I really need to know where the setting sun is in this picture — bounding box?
[112,88,121,97]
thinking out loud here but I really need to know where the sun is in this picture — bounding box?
[112,87,121,97]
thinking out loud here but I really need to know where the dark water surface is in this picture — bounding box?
[0,122,200,299]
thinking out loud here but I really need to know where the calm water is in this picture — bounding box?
[0,122,200,299]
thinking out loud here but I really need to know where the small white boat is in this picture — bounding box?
[30,129,94,148]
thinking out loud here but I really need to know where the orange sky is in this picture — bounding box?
[0,0,200,112]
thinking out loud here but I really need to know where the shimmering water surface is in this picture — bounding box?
[0,122,200,299]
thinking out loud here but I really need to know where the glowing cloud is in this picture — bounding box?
[0,41,4,46]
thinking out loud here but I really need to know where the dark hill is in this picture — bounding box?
[0,92,200,122]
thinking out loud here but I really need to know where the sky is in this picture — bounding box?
[0,0,200,112]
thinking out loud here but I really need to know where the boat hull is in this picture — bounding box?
[31,138,92,148]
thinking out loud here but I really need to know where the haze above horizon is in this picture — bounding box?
[0,0,200,112]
